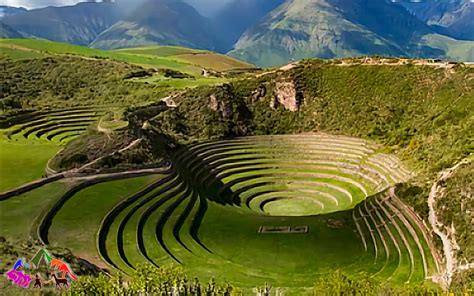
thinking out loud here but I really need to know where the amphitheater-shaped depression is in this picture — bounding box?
[32,133,440,288]
[184,134,413,216]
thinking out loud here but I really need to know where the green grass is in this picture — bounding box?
[2,55,464,292]
[0,133,438,292]
[0,45,46,60]
[135,75,229,88]
[261,197,326,216]
[116,45,203,57]
[0,140,60,192]
[117,45,256,71]
[0,39,200,74]
[422,34,474,62]
[48,177,155,261]
[98,120,129,131]
[0,181,68,240]
[0,39,256,75]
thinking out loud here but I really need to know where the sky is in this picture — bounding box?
[2,0,234,15]
[2,0,85,9]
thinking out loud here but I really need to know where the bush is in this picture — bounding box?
[313,271,442,295]
[67,264,237,295]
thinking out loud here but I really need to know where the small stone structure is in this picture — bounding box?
[258,226,309,234]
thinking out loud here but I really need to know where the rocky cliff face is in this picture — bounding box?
[209,93,234,120]
[271,81,302,112]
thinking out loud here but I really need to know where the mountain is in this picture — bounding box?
[229,0,474,67]
[1,2,122,46]
[1,0,472,66]
[212,0,285,52]
[399,0,474,41]
[184,0,233,17]
[0,6,27,18]
[90,0,217,50]
[0,21,22,38]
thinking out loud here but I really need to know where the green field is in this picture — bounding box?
[117,45,255,72]
[0,127,440,293]
[0,39,256,75]
[0,141,59,191]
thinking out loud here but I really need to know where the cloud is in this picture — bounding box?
[2,0,86,9]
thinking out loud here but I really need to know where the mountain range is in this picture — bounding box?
[1,0,473,66]
[400,0,474,41]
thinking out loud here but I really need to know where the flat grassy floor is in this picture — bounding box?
[48,177,155,263]
[263,198,326,216]
[0,140,61,192]
[0,181,68,240]
[190,202,365,288]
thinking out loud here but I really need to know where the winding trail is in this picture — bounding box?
[75,139,143,172]
[428,157,472,287]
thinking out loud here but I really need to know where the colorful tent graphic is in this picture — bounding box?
[29,249,53,268]
[5,248,77,290]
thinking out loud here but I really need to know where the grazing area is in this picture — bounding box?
[0,40,472,294]
[0,39,257,74]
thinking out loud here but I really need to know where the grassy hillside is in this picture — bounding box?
[117,45,256,72]
[0,39,256,74]
[149,61,473,174]
[133,60,471,274]
[0,56,163,111]
[0,40,257,113]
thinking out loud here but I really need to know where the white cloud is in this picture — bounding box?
[2,1,86,9]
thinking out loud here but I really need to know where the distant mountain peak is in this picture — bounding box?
[229,0,473,66]
[90,0,217,50]
[0,5,27,18]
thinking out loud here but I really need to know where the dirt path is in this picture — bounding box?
[256,62,300,77]
[428,157,472,287]
[97,118,112,139]
[75,138,142,172]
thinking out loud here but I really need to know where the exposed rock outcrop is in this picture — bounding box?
[251,85,267,102]
[271,81,303,111]
[209,94,234,120]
